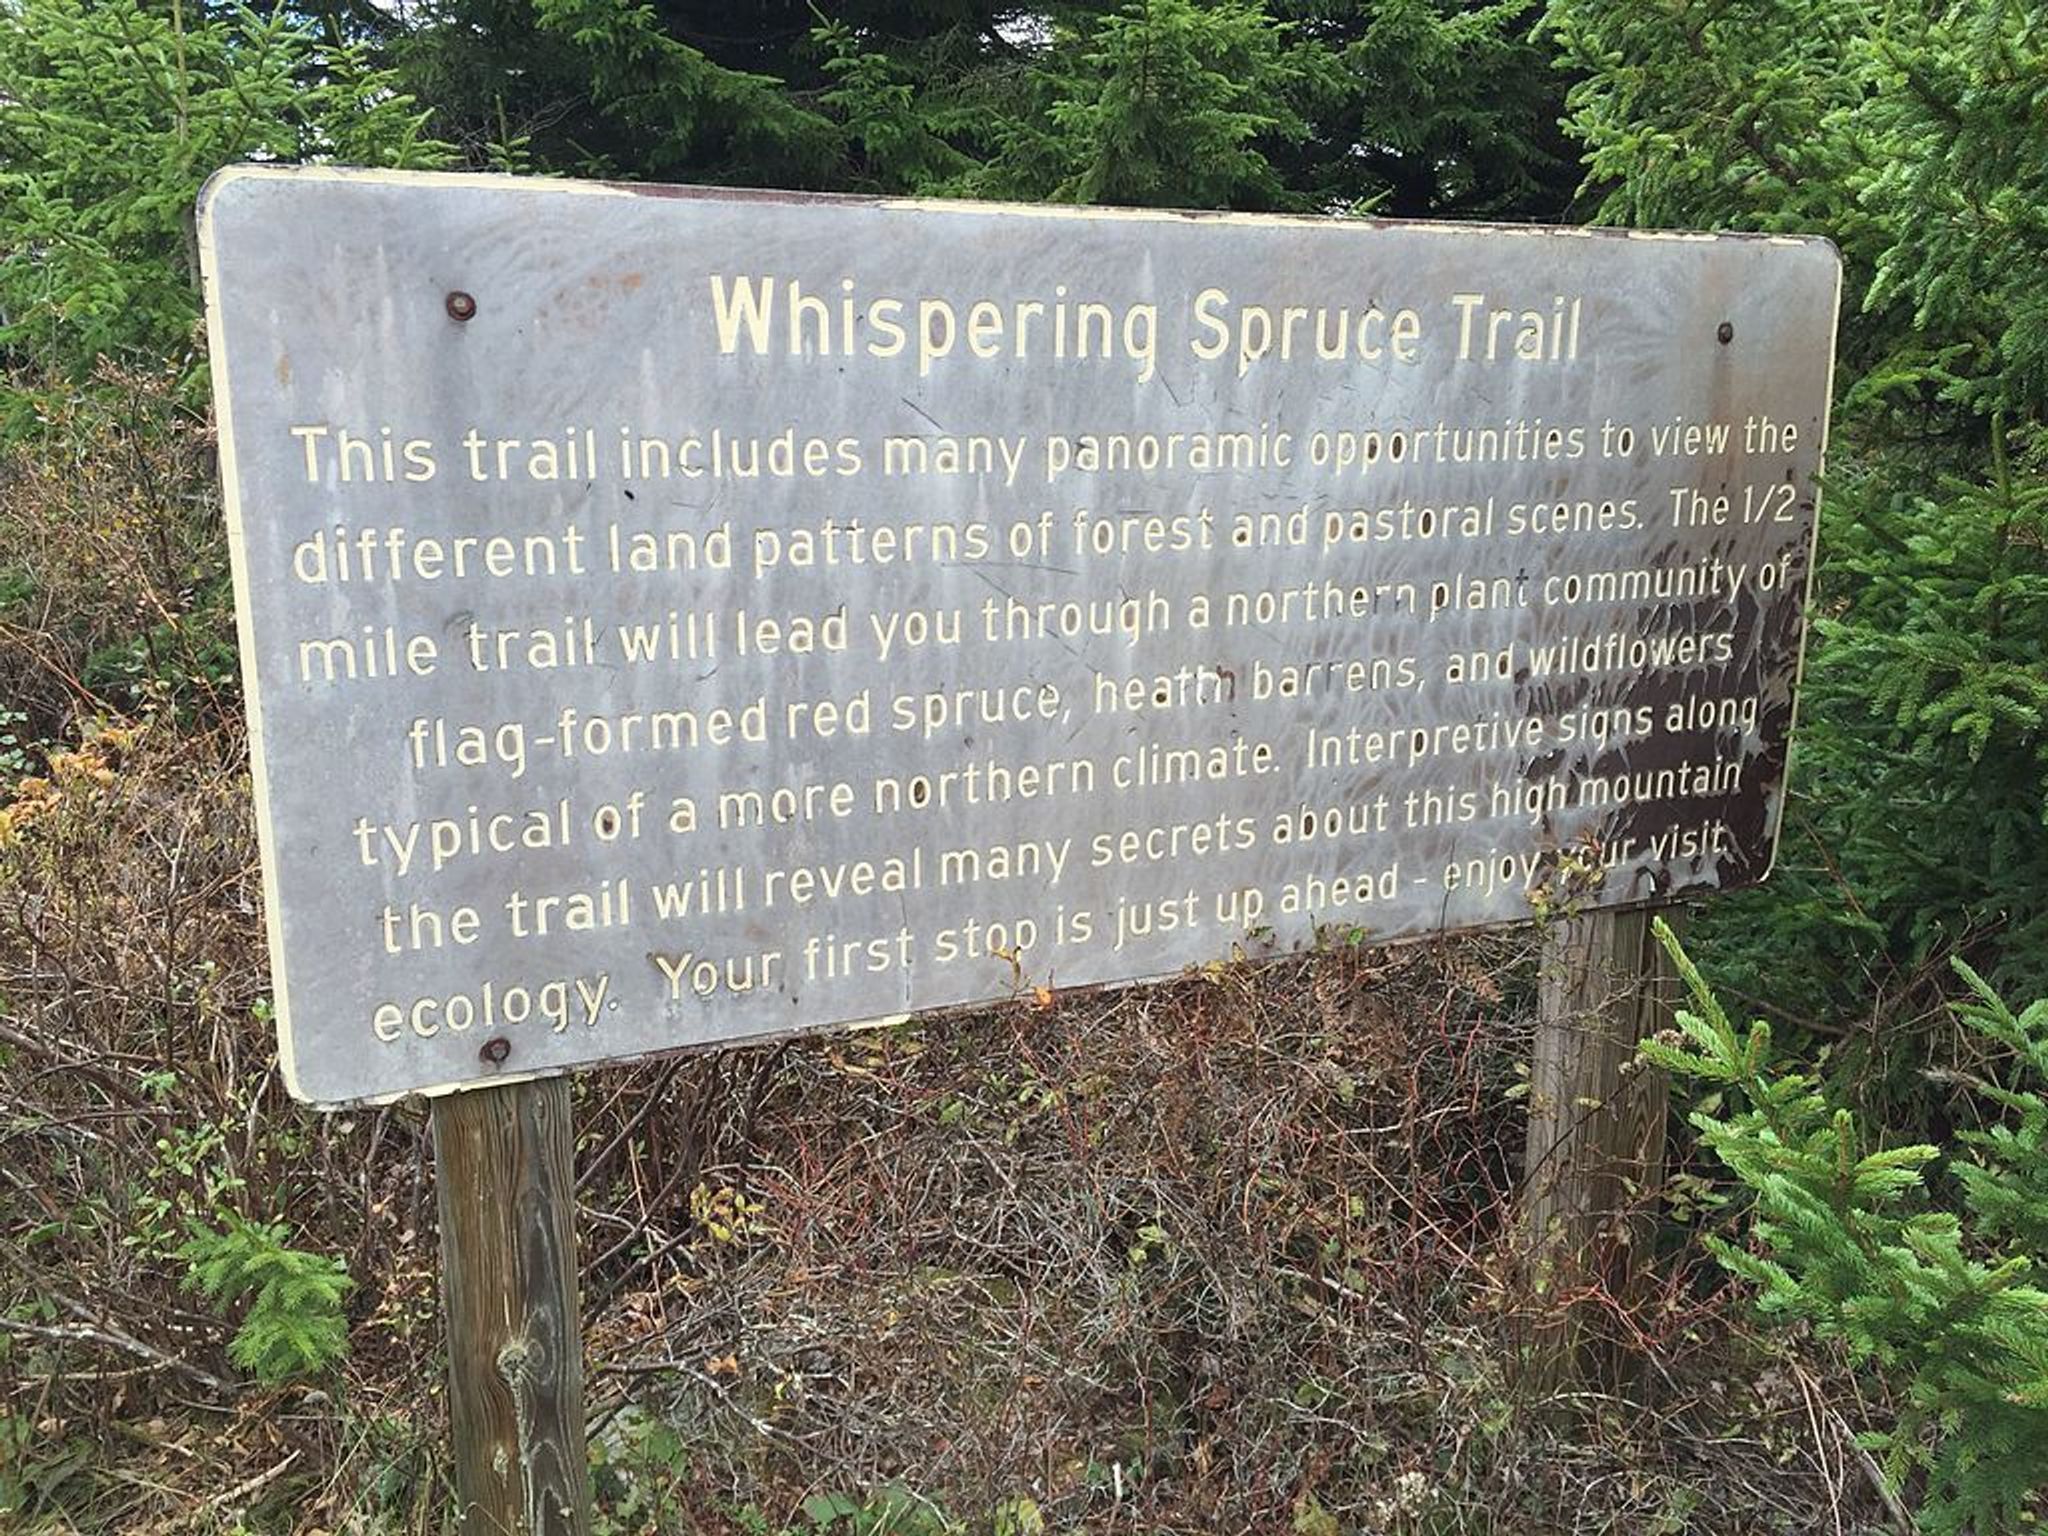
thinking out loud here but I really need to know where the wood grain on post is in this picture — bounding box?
[432,1077,592,1536]
[1520,906,1682,1388]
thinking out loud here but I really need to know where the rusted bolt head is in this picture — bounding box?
[1716,320,1735,345]
[445,290,478,322]
[479,1036,510,1065]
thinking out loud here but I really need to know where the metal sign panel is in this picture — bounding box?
[198,167,1840,1106]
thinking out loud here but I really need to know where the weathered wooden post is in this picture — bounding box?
[1520,906,1684,1388]
[432,1078,592,1536]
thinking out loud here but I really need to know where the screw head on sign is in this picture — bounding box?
[445,291,478,322]
[1717,320,1735,344]
[479,1037,510,1065]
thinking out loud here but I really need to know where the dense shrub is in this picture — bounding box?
[0,0,447,405]
[1546,0,2048,1063]
[1648,920,2048,1532]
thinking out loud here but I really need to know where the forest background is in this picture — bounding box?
[1,2,2045,1532]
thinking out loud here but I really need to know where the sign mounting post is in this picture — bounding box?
[432,1077,591,1535]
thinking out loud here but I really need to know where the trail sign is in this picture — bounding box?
[199,167,1839,1107]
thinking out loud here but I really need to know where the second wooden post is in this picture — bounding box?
[1520,906,1682,1388]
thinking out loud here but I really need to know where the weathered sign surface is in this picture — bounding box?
[198,167,1840,1105]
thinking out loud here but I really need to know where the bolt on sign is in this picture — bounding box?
[199,167,1840,1107]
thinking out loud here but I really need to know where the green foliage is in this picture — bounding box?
[0,708,30,784]
[1272,0,1576,218]
[812,18,977,193]
[1547,0,2048,1034]
[793,1484,964,1535]
[0,1412,95,1526]
[1793,422,2048,999]
[1646,919,2048,1533]
[588,1406,690,1533]
[1858,2,2048,421]
[178,1212,353,1384]
[398,1,1575,217]
[0,0,448,395]
[1004,0,1309,207]
[521,0,838,183]
[1542,0,1879,238]
[122,1087,355,1386]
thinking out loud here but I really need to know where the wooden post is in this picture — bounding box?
[432,1077,592,1535]
[1519,905,1682,1388]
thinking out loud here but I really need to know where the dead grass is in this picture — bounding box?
[559,945,1893,1535]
